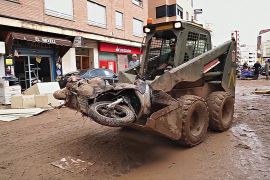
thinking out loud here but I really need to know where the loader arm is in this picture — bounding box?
[149,40,236,95]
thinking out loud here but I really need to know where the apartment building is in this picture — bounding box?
[239,44,257,66]
[257,29,270,65]
[0,0,147,89]
[148,0,194,24]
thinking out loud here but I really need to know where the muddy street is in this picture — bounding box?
[0,80,269,180]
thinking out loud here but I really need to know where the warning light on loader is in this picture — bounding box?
[147,18,153,25]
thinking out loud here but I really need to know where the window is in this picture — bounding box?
[102,69,115,77]
[5,0,20,3]
[133,18,143,37]
[87,1,106,28]
[44,0,73,20]
[144,30,177,80]
[76,48,91,70]
[115,11,123,29]
[194,34,208,56]
[156,4,182,19]
[167,4,176,17]
[132,0,143,7]
[184,32,208,62]
[177,5,183,19]
[156,5,166,19]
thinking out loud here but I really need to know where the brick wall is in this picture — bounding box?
[0,0,148,43]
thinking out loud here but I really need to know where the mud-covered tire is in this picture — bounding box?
[178,95,209,147]
[207,91,235,132]
[88,101,135,127]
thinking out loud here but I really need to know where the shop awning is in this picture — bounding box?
[9,32,72,47]
[5,32,72,57]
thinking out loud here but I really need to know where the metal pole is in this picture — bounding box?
[28,56,32,87]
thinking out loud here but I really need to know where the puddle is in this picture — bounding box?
[231,123,270,179]
[231,124,263,152]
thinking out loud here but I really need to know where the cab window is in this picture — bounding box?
[184,32,209,62]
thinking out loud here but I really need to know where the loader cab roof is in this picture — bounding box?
[143,20,211,35]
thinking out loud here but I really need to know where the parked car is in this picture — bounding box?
[240,68,254,79]
[58,68,118,88]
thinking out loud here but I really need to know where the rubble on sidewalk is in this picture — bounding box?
[9,82,64,109]
[0,81,64,121]
[0,108,46,122]
[253,89,270,95]
[0,78,21,105]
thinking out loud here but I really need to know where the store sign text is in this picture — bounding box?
[35,37,56,44]
[115,47,132,53]
[99,42,141,54]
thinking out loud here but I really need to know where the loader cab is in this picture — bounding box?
[141,21,212,80]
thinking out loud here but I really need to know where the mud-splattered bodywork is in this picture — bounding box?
[54,21,236,141]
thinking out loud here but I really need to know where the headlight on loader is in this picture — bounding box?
[174,22,182,29]
[144,27,151,33]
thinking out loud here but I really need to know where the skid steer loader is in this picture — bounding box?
[54,20,236,146]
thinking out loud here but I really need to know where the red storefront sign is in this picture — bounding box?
[99,42,142,54]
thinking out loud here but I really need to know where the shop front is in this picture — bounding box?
[3,32,72,90]
[98,42,142,73]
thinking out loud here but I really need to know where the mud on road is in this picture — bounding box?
[0,80,269,180]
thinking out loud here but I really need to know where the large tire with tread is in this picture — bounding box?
[88,101,135,127]
[178,95,209,147]
[207,91,234,132]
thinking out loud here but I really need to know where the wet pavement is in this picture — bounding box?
[0,79,269,180]
[231,80,270,179]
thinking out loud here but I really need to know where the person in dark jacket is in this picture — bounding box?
[253,61,262,79]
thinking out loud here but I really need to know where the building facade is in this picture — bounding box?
[239,44,257,67]
[0,0,148,89]
[257,29,270,65]
[148,0,194,23]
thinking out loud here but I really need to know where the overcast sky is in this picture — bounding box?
[194,0,270,47]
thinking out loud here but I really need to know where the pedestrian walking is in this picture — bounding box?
[129,54,139,68]
[265,59,269,80]
[253,61,262,80]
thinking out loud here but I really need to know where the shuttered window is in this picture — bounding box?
[115,11,123,29]
[87,1,106,28]
[133,18,143,37]
[45,0,73,20]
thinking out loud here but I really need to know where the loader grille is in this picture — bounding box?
[184,32,208,62]
[148,37,162,59]
[195,34,208,56]
[147,37,173,65]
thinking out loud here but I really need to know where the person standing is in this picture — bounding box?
[129,54,139,68]
[243,62,249,69]
[253,61,262,80]
[265,59,269,80]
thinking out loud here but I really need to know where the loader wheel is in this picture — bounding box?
[207,92,235,132]
[178,95,209,147]
[88,101,135,127]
